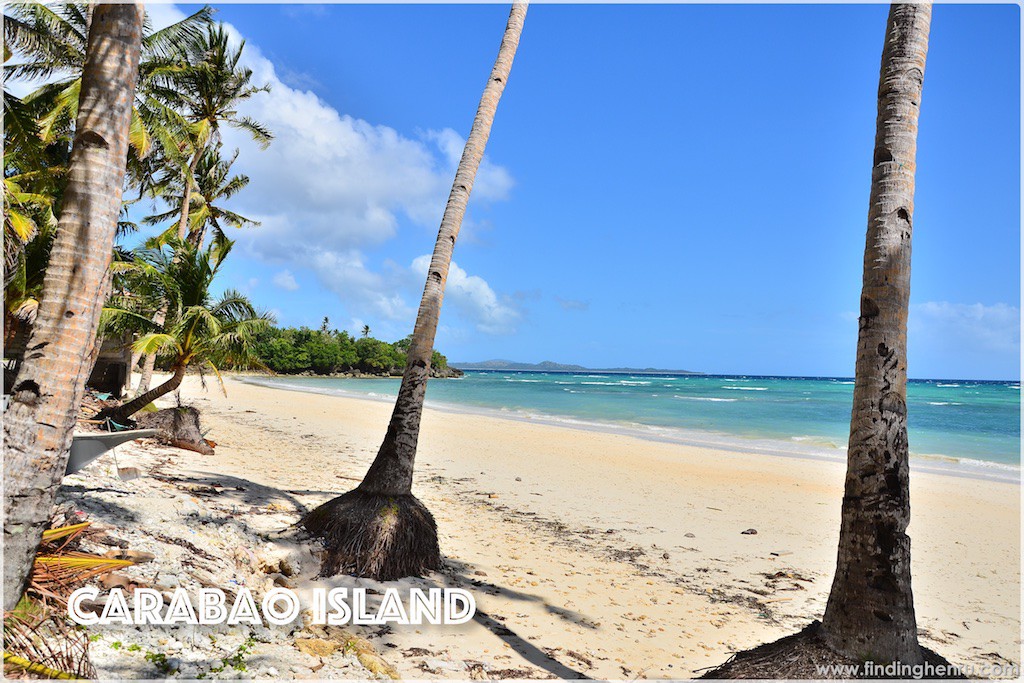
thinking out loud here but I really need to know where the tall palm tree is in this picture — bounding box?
[3,2,212,162]
[820,2,932,665]
[700,5,940,676]
[2,1,144,611]
[302,2,528,581]
[149,24,271,242]
[133,25,272,394]
[97,239,272,424]
[143,143,257,248]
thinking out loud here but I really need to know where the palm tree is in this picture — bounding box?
[2,1,144,612]
[361,324,371,338]
[4,219,56,360]
[97,239,272,424]
[820,3,932,665]
[3,2,212,162]
[302,2,528,581]
[701,5,944,676]
[3,170,56,289]
[143,143,258,248]
[133,24,272,394]
[149,24,272,242]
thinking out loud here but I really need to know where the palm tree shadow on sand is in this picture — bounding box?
[409,558,591,679]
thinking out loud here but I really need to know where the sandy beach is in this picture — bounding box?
[69,374,1020,679]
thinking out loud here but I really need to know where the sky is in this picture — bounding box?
[134,4,1021,380]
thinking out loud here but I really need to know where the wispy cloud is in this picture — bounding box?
[911,301,1020,354]
[272,270,299,291]
[410,256,521,334]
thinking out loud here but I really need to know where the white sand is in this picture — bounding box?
[70,374,1020,679]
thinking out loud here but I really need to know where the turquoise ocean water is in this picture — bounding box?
[246,372,1021,482]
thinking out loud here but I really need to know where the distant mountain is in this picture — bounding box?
[450,359,702,375]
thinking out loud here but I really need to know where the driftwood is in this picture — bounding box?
[135,406,214,455]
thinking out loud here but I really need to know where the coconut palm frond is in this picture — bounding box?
[39,522,90,545]
[132,332,180,356]
[142,5,214,59]
[3,607,93,679]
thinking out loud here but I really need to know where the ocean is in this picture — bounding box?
[245,371,1021,482]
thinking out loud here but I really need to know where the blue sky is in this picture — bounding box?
[142,4,1019,380]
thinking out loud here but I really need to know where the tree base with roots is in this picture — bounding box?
[301,490,441,581]
[699,622,964,679]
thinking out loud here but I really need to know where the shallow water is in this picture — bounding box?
[247,371,1021,478]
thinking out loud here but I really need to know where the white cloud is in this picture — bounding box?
[410,255,520,334]
[14,5,522,338]
[217,35,513,258]
[271,270,299,291]
[911,302,1020,354]
[206,23,517,334]
[311,250,412,322]
[425,128,515,203]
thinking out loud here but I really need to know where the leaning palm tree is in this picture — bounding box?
[96,238,272,424]
[701,5,953,677]
[302,2,527,581]
[2,1,144,612]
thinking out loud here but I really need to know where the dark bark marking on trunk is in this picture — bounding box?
[76,130,110,149]
[861,296,880,319]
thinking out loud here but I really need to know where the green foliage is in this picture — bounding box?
[144,651,178,675]
[2,3,275,368]
[250,326,451,376]
[103,239,274,413]
[201,635,256,677]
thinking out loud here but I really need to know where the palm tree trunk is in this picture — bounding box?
[2,2,144,611]
[134,305,166,395]
[176,142,205,241]
[104,364,185,424]
[821,3,931,665]
[303,2,526,581]
[360,1,527,496]
[125,349,141,393]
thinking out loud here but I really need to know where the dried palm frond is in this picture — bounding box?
[3,602,94,679]
[28,522,135,607]
[39,523,91,545]
[30,554,134,607]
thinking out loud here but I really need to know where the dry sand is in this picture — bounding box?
[71,374,1020,679]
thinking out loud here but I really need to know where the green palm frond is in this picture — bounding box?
[132,332,180,356]
[142,6,214,58]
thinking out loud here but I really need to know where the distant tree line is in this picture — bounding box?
[251,322,452,376]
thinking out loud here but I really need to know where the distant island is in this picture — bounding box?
[450,359,703,375]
